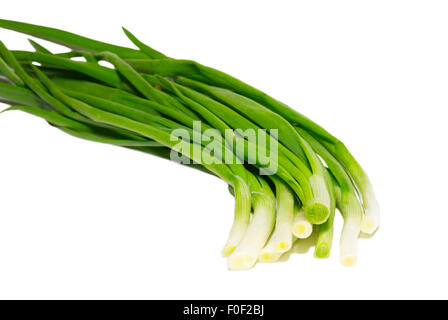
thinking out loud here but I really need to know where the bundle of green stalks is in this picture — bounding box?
[0,19,379,270]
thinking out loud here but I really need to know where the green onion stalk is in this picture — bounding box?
[297,128,363,266]
[258,176,295,263]
[314,170,338,259]
[228,174,276,270]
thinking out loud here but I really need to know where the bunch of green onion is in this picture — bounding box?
[0,19,379,270]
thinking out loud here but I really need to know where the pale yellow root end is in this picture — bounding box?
[228,253,256,271]
[221,246,236,257]
[293,223,313,239]
[258,251,281,263]
[341,255,357,267]
[274,241,292,252]
[361,216,378,234]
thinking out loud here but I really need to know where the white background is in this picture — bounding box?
[0,0,447,299]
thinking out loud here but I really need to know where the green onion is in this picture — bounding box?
[228,175,276,270]
[258,177,295,262]
[0,20,379,269]
[314,171,338,258]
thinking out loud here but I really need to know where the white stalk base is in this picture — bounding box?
[340,218,361,267]
[228,205,275,271]
[361,194,380,234]
[221,222,249,257]
[292,208,313,239]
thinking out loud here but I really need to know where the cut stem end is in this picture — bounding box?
[341,255,357,267]
[258,251,281,263]
[227,253,257,271]
[305,202,330,225]
[315,244,330,259]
